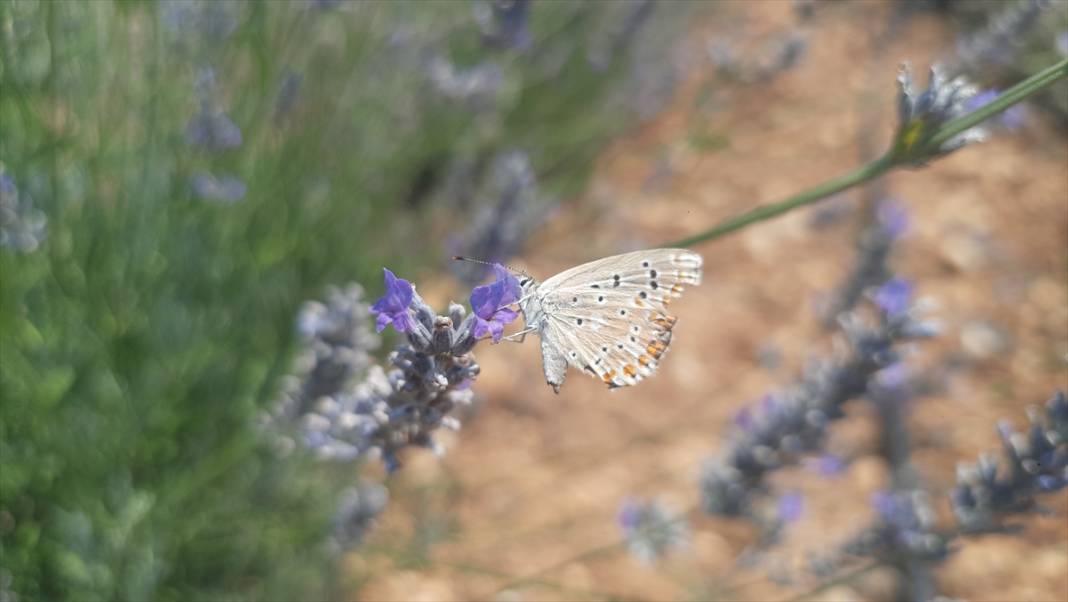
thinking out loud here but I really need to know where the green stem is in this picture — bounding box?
[667,58,1068,249]
[929,57,1068,149]
[667,154,894,248]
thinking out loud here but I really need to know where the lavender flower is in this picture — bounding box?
[701,279,939,516]
[449,150,550,286]
[0,169,46,253]
[190,172,246,203]
[618,498,689,563]
[808,454,847,477]
[777,492,804,523]
[822,198,909,325]
[186,104,243,150]
[270,283,381,425]
[161,0,239,43]
[892,64,985,166]
[870,490,949,562]
[954,0,1050,70]
[469,264,521,342]
[476,0,531,51]
[952,391,1068,532]
[426,56,503,108]
[370,268,417,333]
[328,481,389,555]
[294,271,499,471]
[873,278,913,318]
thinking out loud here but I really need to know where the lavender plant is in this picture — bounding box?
[449,150,552,286]
[281,265,520,472]
[700,278,940,517]
[0,169,46,253]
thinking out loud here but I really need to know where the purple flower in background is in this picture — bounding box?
[470,264,521,342]
[874,278,913,317]
[777,492,804,523]
[617,497,689,563]
[876,199,909,240]
[187,105,243,150]
[809,454,846,477]
[191,172,246,203]
[965,89,1027,130]
[370,269,415,333]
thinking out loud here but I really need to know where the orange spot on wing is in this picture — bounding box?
[638,354,650,366]
[602,370,616,384]
[623,364,636,377]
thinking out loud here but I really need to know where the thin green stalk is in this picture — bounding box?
[668,58,1068,249]
[667,154,894,248]
[930,57,1068,149]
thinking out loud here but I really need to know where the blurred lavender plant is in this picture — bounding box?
[707,33,808,85]
[0,169,46,253]
[952,391,1068,533]
[476,0,531,51]
[328,481,390,554]
[449,150,551,286]
[270,283,380,423]
[701,279,940,517]
[426,56,503,109]
[823,198,909,326]
[618,498,689,563]
[190,172,246,203]
[186,69,243,151]
[891,64,985,166]
[953,0,1050,70]
[291,266,519,471]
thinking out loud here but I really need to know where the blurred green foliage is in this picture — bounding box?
[0,0,692,599]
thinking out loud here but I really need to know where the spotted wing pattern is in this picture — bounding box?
[536,248,702,389]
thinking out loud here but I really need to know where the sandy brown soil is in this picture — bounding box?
[350,2,1067,601]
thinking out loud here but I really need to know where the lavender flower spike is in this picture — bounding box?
[470,264,521,342]
[892,63,985,166]
[371,268,416,333]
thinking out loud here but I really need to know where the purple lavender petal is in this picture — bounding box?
[876,199,909,239]
[874,278,912,316]
[816,454,846,476]
[777,492,804,523]
[370,268,415,333]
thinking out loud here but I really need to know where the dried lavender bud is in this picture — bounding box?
[891,64,985,166]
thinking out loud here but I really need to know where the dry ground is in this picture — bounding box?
[351,2,1067,600]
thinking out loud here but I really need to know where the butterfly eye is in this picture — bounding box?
[520,277,532,286]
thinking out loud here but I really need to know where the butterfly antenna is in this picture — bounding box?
[452,255,529,277]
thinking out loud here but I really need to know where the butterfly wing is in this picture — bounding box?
[538,249,702,389]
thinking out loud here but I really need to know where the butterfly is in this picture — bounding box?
[510,248,703,393]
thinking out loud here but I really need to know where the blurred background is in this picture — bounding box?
[1,1,1065,601]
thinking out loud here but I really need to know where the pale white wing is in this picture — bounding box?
[537,248,701,389]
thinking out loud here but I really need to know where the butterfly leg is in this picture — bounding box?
[502,326,536,343]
